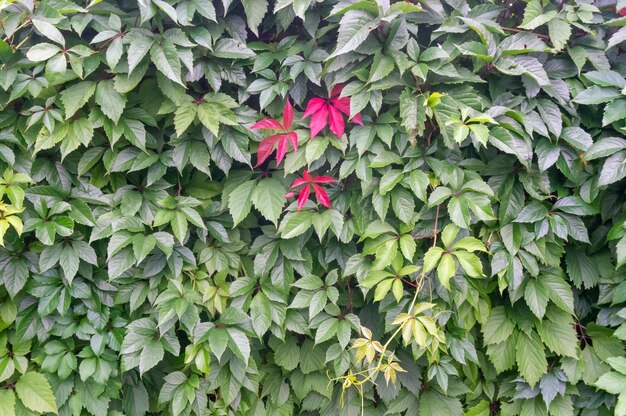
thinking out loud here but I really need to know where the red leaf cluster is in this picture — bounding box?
[285,170,337,210]
[302,85,363,139]
[250,100,298,167]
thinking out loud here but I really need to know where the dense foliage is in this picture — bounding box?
[2,0,626,414]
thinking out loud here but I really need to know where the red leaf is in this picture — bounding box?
[251,118,284,130]
[288,131,298,152]
[309,106,328,139]
[291,177,307,188]
[328,105,345,138]
[620,7,626,16]
[276,135,289,165]
[351,112,363,126]
[297,185,311,211]
[332,96,350,116]
[303,97,326,118]
[303,170,313,182]
[283,100,294,130]
[255,134,281,166]
[312,176,337,184]
[313,184,331,208]
[330,84,344,99]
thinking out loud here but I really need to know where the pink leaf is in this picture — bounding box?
[275,135,288,165]
[303,170,313,182]
[351,113,363,126]
[255,134,281,166]
[312,176,337,184]
[332,96,350,116]
[302,97,326,118]
[284,192,295,199]
[328,105,345,138]
[288,131,298,152]
[309,106,328,139]
[313,184,331,208]
[330,84,345,99]
[251,118,284,130]
[297,186,311,211]
[290,177,307,189]
[283,100,294,130]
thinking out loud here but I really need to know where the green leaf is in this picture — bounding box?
[150,40,183,86]
[61,81,97,120]
[250,292,272,337]
[514,202,548,223]
[171,211,188,244]
[524,279,549,318]
[603,99,626,126]
[516,332,548,388]
[139,341,164,375]
[174,101,197,136]
[15,372,58,414]
[242,0,268,36]
[329,10,379,58]
[252,178,286,225]
[369,52,395,83]
[437,253,456,289]
[0,389,15,416]
[95,80,127,124]
[482,306,515,345]
[227,328,251,364]
[32,19,65,46]
[26,43,61,61]
[281,210,314,239]
[399,90,426,136]
[547,18,571,51]
[520,0,556,29]
[595,371,626,394]
[228,180,256,226]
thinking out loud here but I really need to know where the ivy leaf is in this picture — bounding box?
[0,390,16,416]
[242,0,268,36]
[61,81,97,119]
[95,80,127,124]
[547,18,571,51]
[251,292,272,338]
[150,40,183,86]
[329,10,379,58]
[516,332,548,388]
[139,341,164,375]
[32,19,65,46]
[26,43,61,61]
[15,372,58,415]
[252,178,286,225]
[228,180,256,226]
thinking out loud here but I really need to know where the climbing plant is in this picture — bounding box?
[1,0,626,415]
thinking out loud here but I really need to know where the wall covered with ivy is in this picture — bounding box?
[1,0,626,415]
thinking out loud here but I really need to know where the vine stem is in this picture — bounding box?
[335,202,442,399]
[501,26,549,40]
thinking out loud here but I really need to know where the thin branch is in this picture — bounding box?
[501,26,549,40]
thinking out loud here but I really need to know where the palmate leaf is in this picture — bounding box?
[329,10,379,58]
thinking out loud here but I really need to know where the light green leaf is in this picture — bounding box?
[15,372,58,414]
[516,332,548,388]
[252,178,286,225]
[26,43,61,61]
[95,80,127,124]
[228,180,256,226]
[150,40,183,86]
